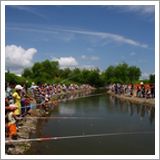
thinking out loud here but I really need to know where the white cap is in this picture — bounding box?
[15,85,23,90]
[140,82,143,85]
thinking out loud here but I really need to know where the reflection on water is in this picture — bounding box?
[27,90,155,155]
[51,92,155,124]
[108,95,155,124]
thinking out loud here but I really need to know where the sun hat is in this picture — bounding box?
[140,82,143,85]
[15,85,23,90]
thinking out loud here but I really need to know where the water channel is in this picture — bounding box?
[26,89,155,155]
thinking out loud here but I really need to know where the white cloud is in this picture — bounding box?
[8,5,48,19]
[52,56,78,68]
[64,33,74,42]
[139,59,147,63]
[91,56,100,60]
[5,45,37,74]
[108,5,155,22]
[140,72,155,79]
[141,72,150,79]
[63,29,145,47]
[141,44,148,48]
[120,5,155,14]
[81,55,100,61]
[109,5,155,15]
[81,55,87,59]
[130,52,136,56]
[80,65,96,70]
[6,25,149,48]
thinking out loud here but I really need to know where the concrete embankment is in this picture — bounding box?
[107,90,155,107]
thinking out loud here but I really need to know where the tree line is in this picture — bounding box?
[5,60,155,87]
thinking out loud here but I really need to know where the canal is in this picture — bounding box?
[26,89,155,155]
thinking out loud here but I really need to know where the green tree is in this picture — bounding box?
[50,61,59,77]
[62,68,72,79]
[114,62,129,84]
[79,69,90,84]
[31,62,42,78]
[5,72,17,83]
[72,68,81,82]
[104,65,115,84]
[88,70,100,87]
[149,74,155,83]
[41,60,52,73]
[5,72,26,84]
[128,66,141,82]
[21,68,33,79]
[99,71,107,85]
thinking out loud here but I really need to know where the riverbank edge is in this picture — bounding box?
[5,88,96,155]
[107,90,155,107]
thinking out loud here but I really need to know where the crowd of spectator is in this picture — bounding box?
[5,80,92,140]
[109,82,155,99]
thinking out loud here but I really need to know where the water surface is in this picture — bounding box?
[27,90,155,155]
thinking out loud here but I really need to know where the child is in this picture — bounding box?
[7,106,22,140]
[13,85,23,129]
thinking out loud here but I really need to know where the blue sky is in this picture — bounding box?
[5,2,156,79]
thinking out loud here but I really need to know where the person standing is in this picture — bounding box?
[25,80,28,94]
[20,83,33,119]
[7,80,16,105]
[150,83,155,98]
[131,82,134,97]
[141,84,145,98]
[12,85,23,129]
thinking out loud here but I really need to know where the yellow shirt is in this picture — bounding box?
[12,92,21,115]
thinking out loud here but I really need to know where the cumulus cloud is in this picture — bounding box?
[52,56,78,68]
[141,72,150,79]
[5,45,37,74]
